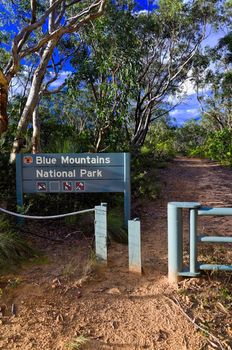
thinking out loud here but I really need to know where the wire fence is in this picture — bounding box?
[0,207,95,220]
[0,205,107,263]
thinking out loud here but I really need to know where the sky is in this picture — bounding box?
[135,1,230,126]
[169,29,225,126]
[44,25,224,127]
[168,82,203,126]
[10,33,222,128]
[169,94,200,125]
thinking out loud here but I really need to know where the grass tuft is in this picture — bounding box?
[108,209,128,244]
[65,335,89,350]
[0,216,35,270]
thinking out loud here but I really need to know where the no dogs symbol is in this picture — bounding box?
[63,181,73,191]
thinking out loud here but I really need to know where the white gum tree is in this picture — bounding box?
[0,0,106,161]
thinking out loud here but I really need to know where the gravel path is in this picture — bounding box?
[0,157,232,350]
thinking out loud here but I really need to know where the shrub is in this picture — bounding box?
[0,216,35,270]
[204,129,232,166]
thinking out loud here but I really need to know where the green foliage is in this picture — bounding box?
[0,153,16,205]
[175,119,206,157]
[1,1,230,217]
[0,216,35,270]
[174,29,232,165]
[0,48,10,70]
[67,2,140,151]
[132,163,162,200]
[196,30,232,132]
[108,209,128,244]
[219,287,232,300]
[65,0,222,152]
[65,335,89,350]
[224,0,232,19]
[219,287,232,301]
[143,119,176,161]
[7,277,21,288]
[204,129,232,166]
[159,0,183,18]
[174,120,232,167]
[130,119,176,200]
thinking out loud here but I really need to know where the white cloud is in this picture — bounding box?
[170,107,199,118]
[166,94,182,105]
[47,70,71,89]
[170,105,200,125]
[9,66,32,97]
[133,9,149,16]
[169,109,181,117]
[186,108,198,115]
[167,71,197,105]
[179,79,196,96]
[9,69,71,97]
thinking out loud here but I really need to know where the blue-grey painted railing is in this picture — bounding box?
[1,204,144,271]
[128,218,141,274]
[168,202,232,283]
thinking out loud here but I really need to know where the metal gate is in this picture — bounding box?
[168,202,232,283]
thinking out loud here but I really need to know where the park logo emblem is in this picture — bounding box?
[23,156,33,164]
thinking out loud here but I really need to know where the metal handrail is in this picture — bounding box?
[198,207,232,216]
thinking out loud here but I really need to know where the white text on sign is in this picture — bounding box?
[80,169,102,177]
[36,169,103,178]
[35,155,111,165]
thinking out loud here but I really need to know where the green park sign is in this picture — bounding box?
[16,153,131,223]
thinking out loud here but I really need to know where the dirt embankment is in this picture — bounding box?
[0,157,231,350]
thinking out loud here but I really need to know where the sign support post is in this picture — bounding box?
[16,154,24,224]
[124,153,131,226]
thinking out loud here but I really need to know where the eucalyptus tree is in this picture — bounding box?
[68,0,223,152]
[0,0,106,161]
[197,31,232,131]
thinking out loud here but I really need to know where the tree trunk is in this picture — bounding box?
[32,105,41,154]
[10,39,57,162]
[0,71,9,135]
[131,107,152,150]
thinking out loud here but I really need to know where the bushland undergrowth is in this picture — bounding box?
[0,119,176,253]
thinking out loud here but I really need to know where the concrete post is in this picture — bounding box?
[128,218,141,274]
[94,203,107,263]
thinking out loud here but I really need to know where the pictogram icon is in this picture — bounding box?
[36,182,47,192]
[76,181,85,191]
[63,181,73,191]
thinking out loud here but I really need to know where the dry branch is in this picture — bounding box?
[165,295,225,350]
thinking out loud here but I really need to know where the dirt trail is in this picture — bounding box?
[0,157,232,350]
